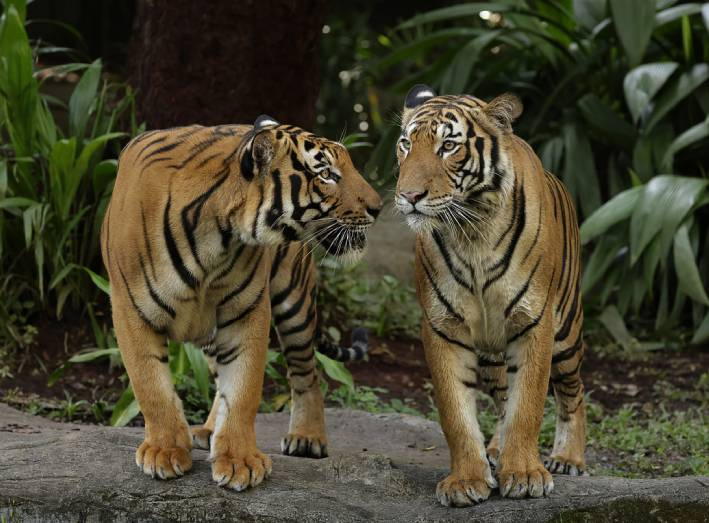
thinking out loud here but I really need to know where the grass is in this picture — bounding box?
[326,381,708,479]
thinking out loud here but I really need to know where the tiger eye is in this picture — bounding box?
[443,140,456,151]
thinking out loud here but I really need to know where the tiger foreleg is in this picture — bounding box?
[423,321,497,508]
[498,321,554,499]
[208,296,272,491]
[112,302,193,480]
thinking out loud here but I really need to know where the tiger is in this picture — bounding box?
[100,115,382,491]
[394,85,586,507]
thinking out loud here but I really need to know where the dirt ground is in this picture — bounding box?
[2,314,707,419]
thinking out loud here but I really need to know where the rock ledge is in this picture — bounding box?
[0,404,707,522]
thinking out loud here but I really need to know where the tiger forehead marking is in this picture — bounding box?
[395,85,586,506]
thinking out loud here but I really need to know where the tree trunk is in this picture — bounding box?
[128,0,327,129]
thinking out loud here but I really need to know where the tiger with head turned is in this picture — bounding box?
[394,85,586,507]
[101,115,382,491]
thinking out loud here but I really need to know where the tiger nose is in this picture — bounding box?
[400,190,426,204]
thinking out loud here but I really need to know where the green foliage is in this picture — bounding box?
[357,0,709,340]
[0,0,138,347]
[581,176,709,343]
[318,257,421,337]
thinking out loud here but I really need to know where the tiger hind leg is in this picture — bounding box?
[478,357,508,470]
[546,337,586,476]
[192,361,219,450]
[271,246,328,458]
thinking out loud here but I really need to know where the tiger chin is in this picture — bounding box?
[101,115,381,492]
[395,85,586,507]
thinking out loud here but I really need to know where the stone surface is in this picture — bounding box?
[1,403,707,522]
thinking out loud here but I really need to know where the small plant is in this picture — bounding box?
[0,0,140,350]
[318,257,421,337]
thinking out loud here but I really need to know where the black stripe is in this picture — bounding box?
[117,263,165,334]
[217,286,266,329]
[431,231,474,293]
[521,204,542,264]
[136,135,168,159]
[273,274,312,324]
[552,333,584,364]
[279,305,316,336]
[554,289,579,342]
[485,184,526,291]
[139,254,176,318]
[216,346,240,365]
[504,257,541,318]
[428,319,474,352]
[181,169,231,272]
[218,250,265,306]
[507,268,555,344]
[140,205,157,280]
[163,194,198,289]
[420,250,464,323]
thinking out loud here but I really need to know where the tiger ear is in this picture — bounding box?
[483,94,523,132]
[404,84,437,109]
[241,115,280,179]
[402,84,437,123]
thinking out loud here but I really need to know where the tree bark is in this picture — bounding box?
[128,0,328,129]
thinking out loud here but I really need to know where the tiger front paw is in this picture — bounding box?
[499,455,554,499]
[211,447,273,491]
[281,431,328,458]
[136,441,192,479]
[435,473,497,507]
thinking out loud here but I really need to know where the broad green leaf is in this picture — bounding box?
[573,0,607,30]
[610,0,655,67]
[673,223,709,305]
[397,3,512,29]
[111,387,140,427]
[68,59,101,138]
[69,348,120,363]
[645,63,709,133]
[629,175,709,264]
[316,352,354,390]
[655,3,703,26]
[632,123,673,181]
[623,62,678,123]
[561,121,600,217]
[183,342,211,402]
[581,234,626,294]
[580,185,643,243]
[577,93,635,148]
[49,262,79,290]
[661,114,709,172]
[83,266,111,295]
[599,305,637,351]
[440,31,501,94]
[0,196,36,210]
[2,0,27,22]
[539,136,564,174]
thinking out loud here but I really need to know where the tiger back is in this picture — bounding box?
[394,85,585,507]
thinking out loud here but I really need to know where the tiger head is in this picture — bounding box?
[238,115,382,262]
[394,84,522,235]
